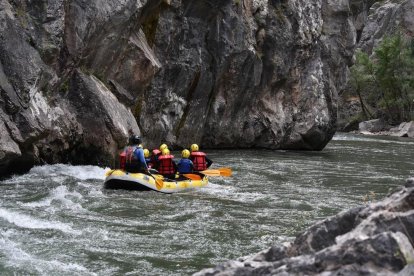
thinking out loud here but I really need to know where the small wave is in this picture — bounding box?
[0,208,80,235]
[0,232,92,275]
[30,164,108,180]
[203,183,271,204]
[1,164,108,185]
[23,185,86,212]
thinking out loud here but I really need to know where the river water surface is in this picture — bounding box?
[0,133,413,275]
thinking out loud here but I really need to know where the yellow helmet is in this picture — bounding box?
[162,148,170,155]
[190,144,199,152]
[160,144,168,151]
[143,149,150,158]
[181,149,190,158]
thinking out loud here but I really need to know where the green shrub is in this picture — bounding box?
[350,33,414,123]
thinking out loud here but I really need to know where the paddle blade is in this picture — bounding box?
[201,170,221,176]
[201,168,232,177]
[105,169,114,177]
[218,168,232,177]
[183,174,202,180]
[155,178,164,190]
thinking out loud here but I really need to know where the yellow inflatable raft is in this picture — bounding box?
[104,170,208,194]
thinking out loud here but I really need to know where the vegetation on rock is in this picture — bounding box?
[350,33,414,124]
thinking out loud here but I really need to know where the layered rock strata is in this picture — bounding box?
[195,178,414,275]
[0,0,356,176]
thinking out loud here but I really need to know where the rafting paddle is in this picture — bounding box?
[155,177,164,190]
[202,168,232,177]
[184,168,232,178]
[183,174,202,180]
[148,169,164,190]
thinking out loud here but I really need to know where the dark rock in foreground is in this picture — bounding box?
[194,178,414,275]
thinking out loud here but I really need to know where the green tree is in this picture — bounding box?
[350,34,414,123]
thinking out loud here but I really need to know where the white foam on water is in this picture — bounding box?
[1,164,108,186]
[0,232,93,275]
[0,173,42,185]
[203,182,235,194]
[23,185,86,213]
[0,208,80,235]
[30,164,108,180]
[332,134,414,145]
[202,183,269,203]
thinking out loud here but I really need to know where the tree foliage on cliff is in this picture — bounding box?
[350,34,414,123]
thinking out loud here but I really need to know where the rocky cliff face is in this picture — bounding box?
[0,0,356,176]
[337,0,414,130]
[195,178,414,275]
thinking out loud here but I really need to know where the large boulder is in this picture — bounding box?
[390,121,414,138]
[141,0,356,150]
[194,179,414,275]
[0,0,358,175]
[0,0,146,176]
[359,118,392,133]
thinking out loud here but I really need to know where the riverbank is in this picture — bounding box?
[356,120,414,138]
[195,178,414,275]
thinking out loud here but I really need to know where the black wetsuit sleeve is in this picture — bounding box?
[206,156,213,168]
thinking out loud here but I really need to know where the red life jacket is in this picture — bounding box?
[123,146,144,173]
[149,149,161,169]
[158,154,175,174]
[119,146,139,171]
[119,152,126,170]
[190,151,207,171]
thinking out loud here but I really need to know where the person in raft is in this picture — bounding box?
[158,148,178,179]
[143,149,151,168]
[177,149,194,174]
[149,143,167,170]
[149,148,161,169]
[190,144,213,172]
[122,135,149,173]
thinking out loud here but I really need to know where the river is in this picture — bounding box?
[0,133,413,275]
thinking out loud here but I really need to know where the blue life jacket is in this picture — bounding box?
[177,158,193,173]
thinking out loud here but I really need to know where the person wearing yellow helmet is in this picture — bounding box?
[190,144,199,152]
[177,149,194,174]
[158,148,177,179]
[143,149,151,167]
[182,149,191,158]
[159,143,168,151]
[190,144,212,171]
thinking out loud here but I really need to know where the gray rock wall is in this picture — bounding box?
[0,0,357,175]
[338,0,414,130]
[194,178,414,275]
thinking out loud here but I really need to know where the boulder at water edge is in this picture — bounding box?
[194,178,414,275]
